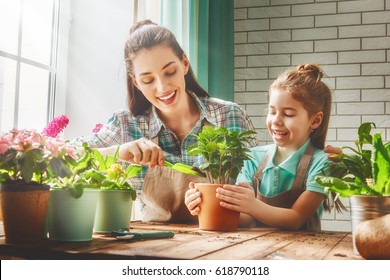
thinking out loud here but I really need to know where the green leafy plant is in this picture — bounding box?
[186,126,256,184]
[316,122,390,197]
[49,143,141,199]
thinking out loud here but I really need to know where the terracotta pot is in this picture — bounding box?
[195,183,239,231]
[0,182,50,243]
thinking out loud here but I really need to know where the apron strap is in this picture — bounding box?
[251,143,321,231]
[291,143,314,192]
[252,143,314,195]
[252,149,272,197]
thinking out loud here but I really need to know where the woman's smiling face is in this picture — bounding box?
[266,89,321,150]
[131,44,189,114]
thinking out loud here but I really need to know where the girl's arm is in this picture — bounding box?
[217,183,324,230]
[238,213,254,227]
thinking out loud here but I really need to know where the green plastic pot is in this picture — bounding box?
[48,188,99,242]
[93,189,133,233]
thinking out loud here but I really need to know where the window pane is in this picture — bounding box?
[0,0,21,55]
[21,0,54,65]
[18,63,49,130]
[0,57,17,132]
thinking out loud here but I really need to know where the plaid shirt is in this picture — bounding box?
[72,92,259,197]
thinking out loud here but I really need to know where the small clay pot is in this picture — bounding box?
[195,183,239,231]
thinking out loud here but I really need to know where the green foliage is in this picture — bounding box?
[316,122,390,197]
[187,126,256,184]
[49,143,141,199]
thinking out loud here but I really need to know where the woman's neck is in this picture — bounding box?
[158,95,200,142]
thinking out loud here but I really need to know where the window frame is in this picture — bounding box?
[0,0,61,131]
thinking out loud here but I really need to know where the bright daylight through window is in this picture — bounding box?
[0,0,59,132]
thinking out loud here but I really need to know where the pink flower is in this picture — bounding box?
[42,115,69,137]
[0,135,10,154]
[44,137,65,157]
[93,123,103,133]
[10,129,42,152]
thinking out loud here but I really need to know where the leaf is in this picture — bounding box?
[93,149,106,171]
[84,169,106,182]
[164,161,204,177]
[49,157,72,178]
[315,176,363,197]
[71,150,91,174]
[125,164,142,178]
[358,122,375,146]
[67,183,84,198]
[206,142,219,153]
[372,133,390,194]
[20,152,34,183]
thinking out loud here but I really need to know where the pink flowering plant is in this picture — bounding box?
[0,115,78,186]
[0,128,77,186]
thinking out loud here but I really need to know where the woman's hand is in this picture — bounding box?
[118,138,164,167]
[184,182,202,216]
[324,145,342,161]
[216,182,257,214]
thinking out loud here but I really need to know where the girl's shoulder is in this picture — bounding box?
[308,146,330,173]
[251,143,274,152]
[311,146,329,162]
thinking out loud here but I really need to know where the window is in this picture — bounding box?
[0,0,59,132]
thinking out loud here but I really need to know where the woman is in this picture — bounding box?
[72,20,258,223]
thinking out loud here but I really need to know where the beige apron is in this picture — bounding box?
[141,136,208,223]
[252,143,321,231]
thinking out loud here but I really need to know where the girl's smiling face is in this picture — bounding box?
[131,44,190,114]
[266,89,323,150]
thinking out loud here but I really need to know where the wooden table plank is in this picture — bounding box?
[197,231,297,260]
[90,227,277,259]
[0,221,363,260]
[324,234,360,260]
[263,232,346,260]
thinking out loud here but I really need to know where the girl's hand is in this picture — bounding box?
[118,138,164,167]
[216,182,257,214]
[184,182,202,216]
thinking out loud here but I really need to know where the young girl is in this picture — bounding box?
[185,64,332,231]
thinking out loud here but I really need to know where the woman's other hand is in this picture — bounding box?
[324,145,343,161]
[185,182,202,216]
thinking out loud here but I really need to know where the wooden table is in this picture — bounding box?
[0,221,362,260]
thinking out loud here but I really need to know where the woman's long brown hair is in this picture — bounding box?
[124,20,209,116]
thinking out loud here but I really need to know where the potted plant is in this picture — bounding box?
[316,122,390,259]
[0,117,76,243]
[186,126,256,230]
[46,142,101,242]
[46,143,142,240]
[90,147,141,233]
